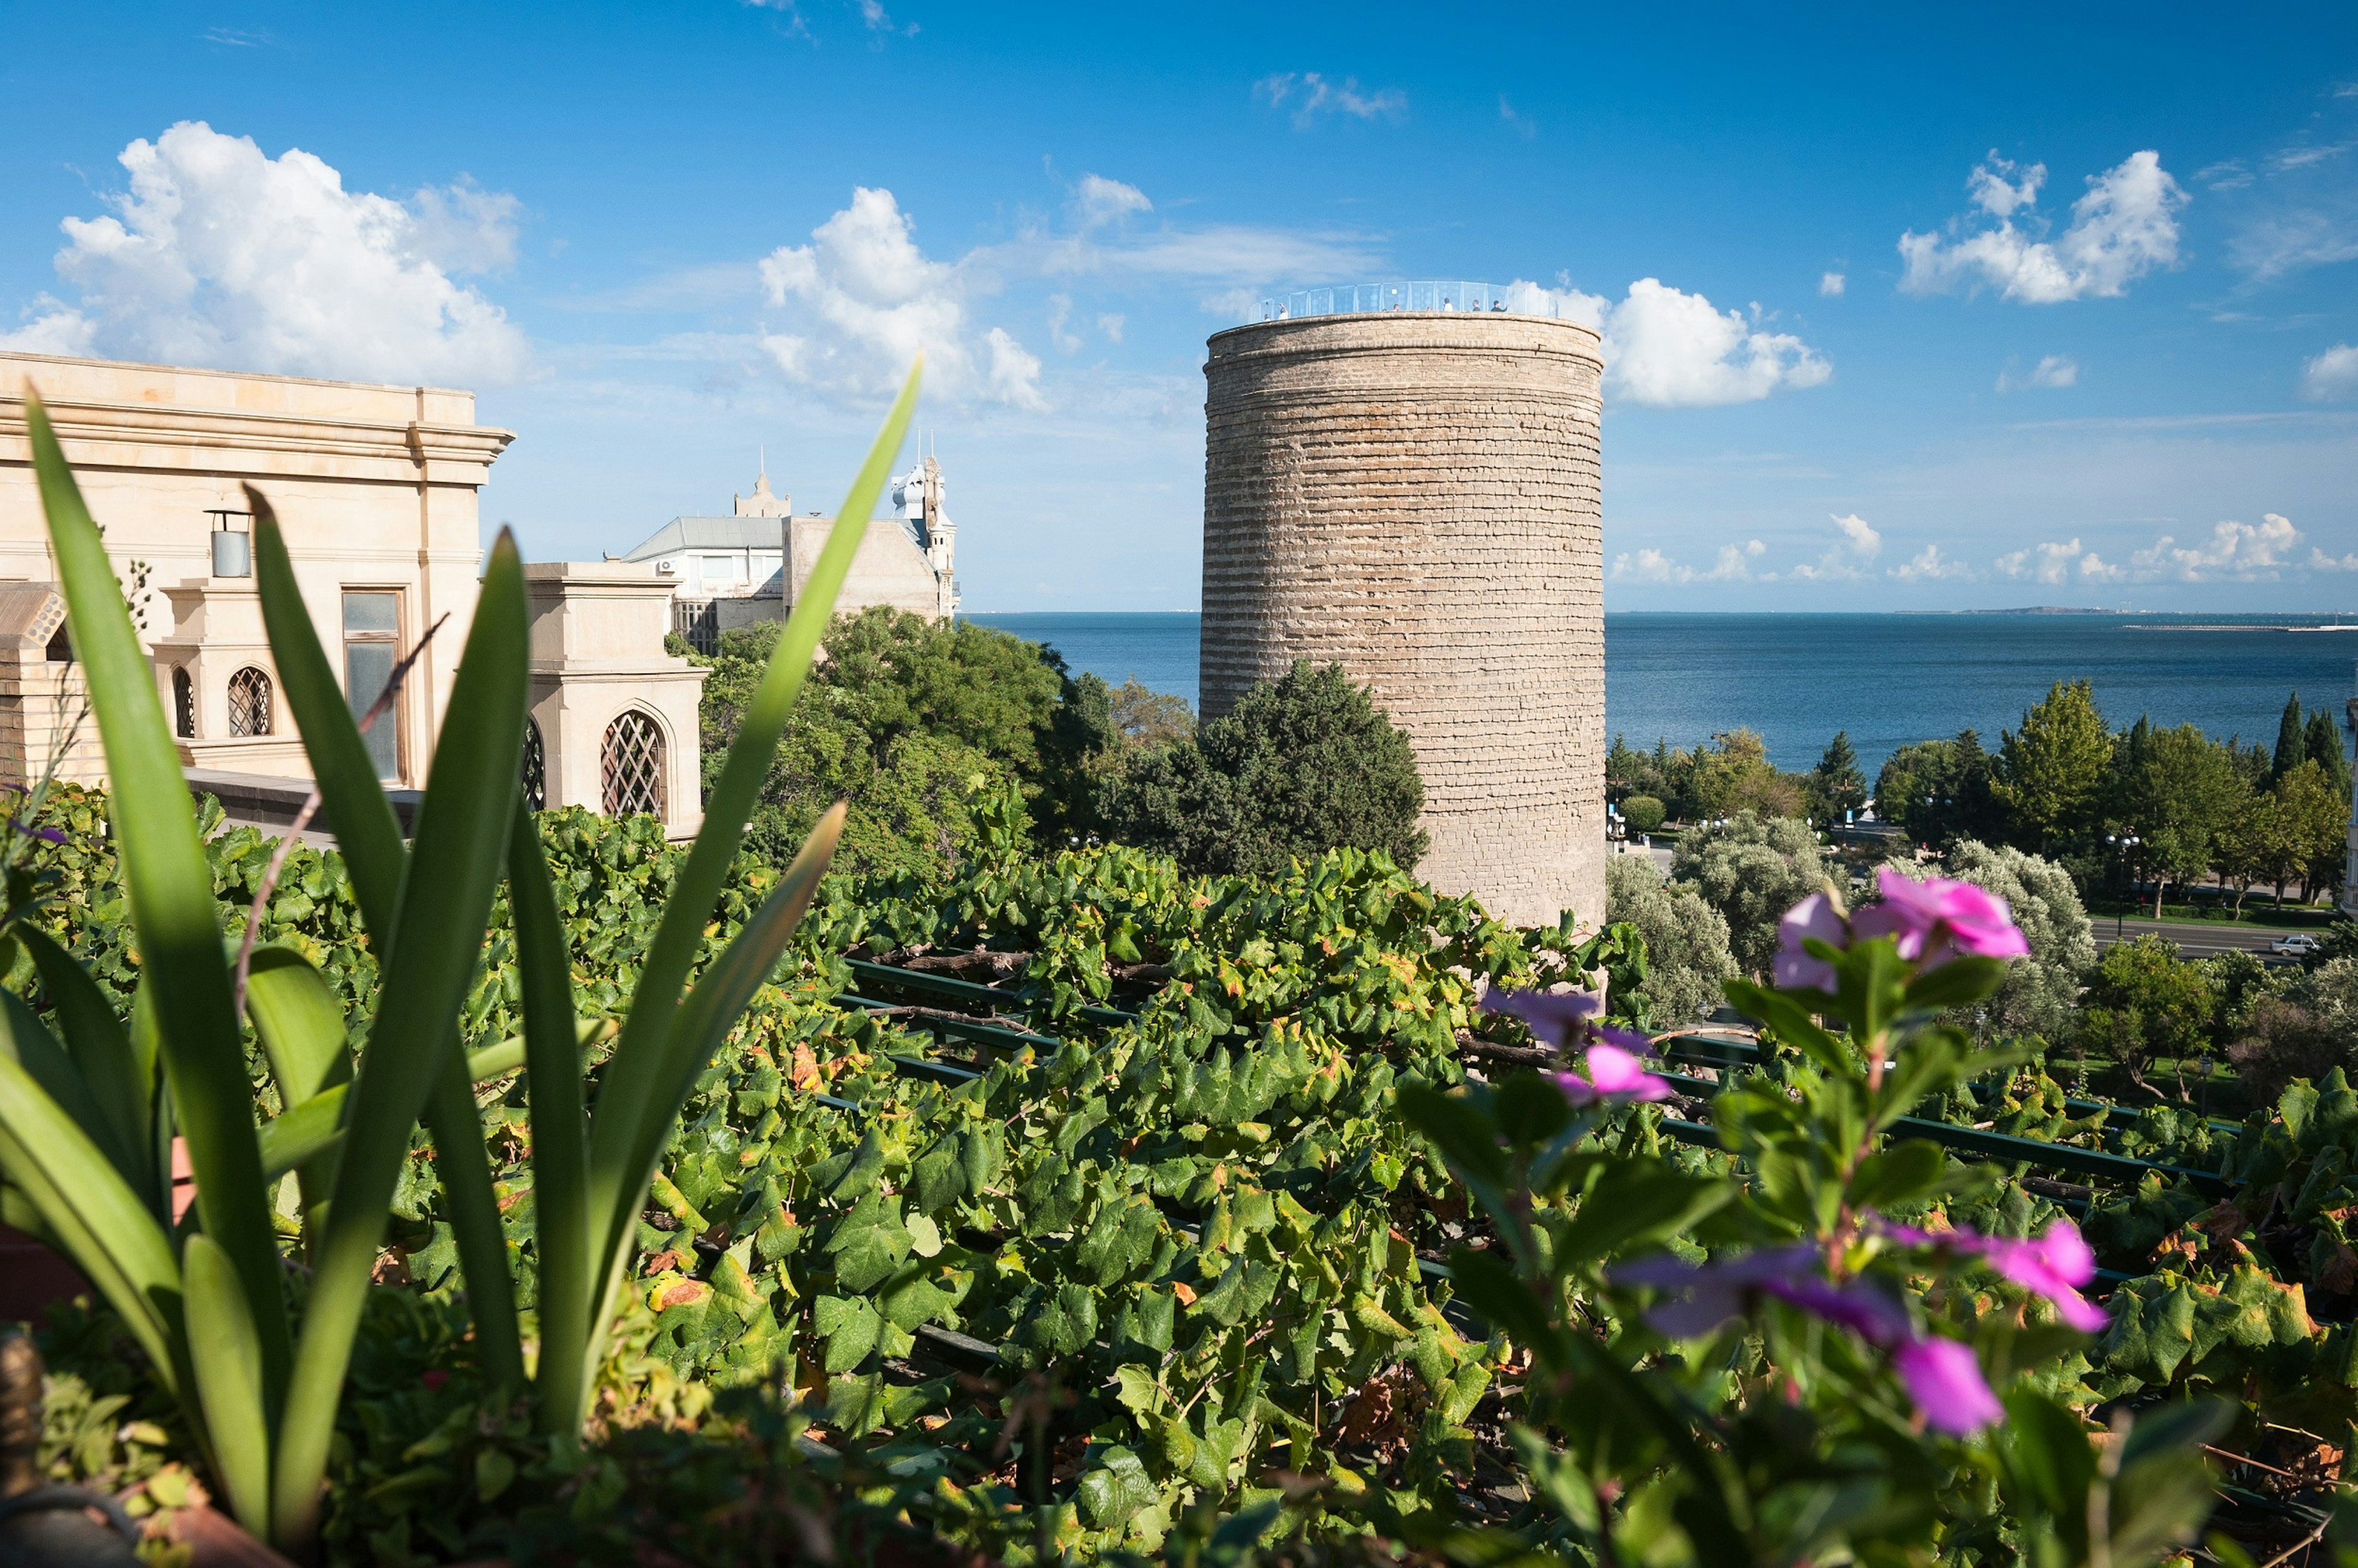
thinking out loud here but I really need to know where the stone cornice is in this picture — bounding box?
[0,394,514,487]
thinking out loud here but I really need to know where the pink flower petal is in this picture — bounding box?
[1773,893,1847,992]
[1891,1337,2001,1434]
[1482,987,1601,1047]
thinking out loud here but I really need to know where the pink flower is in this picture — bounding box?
[1554,1044,1672,1108]
[1891,1337,2002,1434]
[1861,869,2029,968]
[1617,1244,2002,1435]
[1773,893,1848,992]
[1482,987,1600,1048]
[1883,1219,2107,1333]
[422,1369,449,1392]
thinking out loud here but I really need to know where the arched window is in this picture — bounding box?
[172,668,194,739]
[521,719,547,813]
[601,709,665,819]
[227,666,273,737]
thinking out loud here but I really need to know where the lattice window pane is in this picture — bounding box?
[173,668,194,739]
[521,720,547,813]
[601,710,665,820]
[227,666,273,737]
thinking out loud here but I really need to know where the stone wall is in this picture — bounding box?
[1200,311,1606,932]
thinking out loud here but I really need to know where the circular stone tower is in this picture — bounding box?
[1200,305,1605,931]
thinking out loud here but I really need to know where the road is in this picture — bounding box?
[2093,915,2316,963]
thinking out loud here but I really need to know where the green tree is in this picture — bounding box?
[1993,680,2113,849]
[2305,707,2351,801]
[1681,729,1804,821]
[1807,731,1867,821]
[2274,692,2307,782]
[2077,932,2217,1096]
[1669,810,1828,979]
[1106,678,1194,750]
[1873,729,2002,848]
[698,608,1104,875]
[1097,661,1426,879]
[2211,782,2284,917]
[2111,723,2240,916]
[1620,794,1666,834]
[2276,757,2352,904]
[1604,855,1738,1024]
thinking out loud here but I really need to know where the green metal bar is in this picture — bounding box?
[843,958,1140,1029]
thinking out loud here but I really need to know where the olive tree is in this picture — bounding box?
[1670,812,1829,979]
[1605,855,1738,1025]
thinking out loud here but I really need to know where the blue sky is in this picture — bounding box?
[3,2,2355,611]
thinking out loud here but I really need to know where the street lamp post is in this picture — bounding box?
[2107,834,2141,939]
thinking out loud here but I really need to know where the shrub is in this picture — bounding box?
[2228,997,2347,1101]
[1621,794,1665,834]
[1098,661,1425,879]
[1604,855,1735,1023]
[1670,811,1828,978]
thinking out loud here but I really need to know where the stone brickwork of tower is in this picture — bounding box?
[1200,310,1605,932]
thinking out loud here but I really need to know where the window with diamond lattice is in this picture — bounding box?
[601,710,665,819]
[521,720,547,812]
[227,667,273,737]
[172,669,194,739]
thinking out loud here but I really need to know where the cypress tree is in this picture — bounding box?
[2273,693,2306,782]
[2304,708,2349,799]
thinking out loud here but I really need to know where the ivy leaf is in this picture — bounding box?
[813,1294,881,1373]
[1031,1282,1100,1355]
[826,1190,912,1292]
[1077,1446,1158,1531]
[1113,1365,1162,1418]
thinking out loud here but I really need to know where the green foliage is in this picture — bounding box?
[2077,934,2216,1091]
[1670,810,1829,978]
[1995,680,2114,848]
[1605,855,1735,1024]
[1099,662,1426,879]
[1107,677,1195,750]
[1876,729,2006,848]
[1807,729,1867,820]
[1620,793,1666,834]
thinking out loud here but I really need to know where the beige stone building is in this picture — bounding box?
[624,455,957,651]
[1200,292,1607,933]
[0,349,509,790]
[0,349,712,840]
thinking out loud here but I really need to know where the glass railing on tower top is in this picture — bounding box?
[1250,281,1579,323]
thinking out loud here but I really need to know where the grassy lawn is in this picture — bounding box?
[2083,896,2341,930]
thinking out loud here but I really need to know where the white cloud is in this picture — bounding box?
[1073,174,1151,228]
[1499,96,1536,138]
[1818,271,1845,297]
[2228,211,2358,282]
[857,0,917,36]
[1609,538,1762,584]
[1096,312,1125,343]
[0,120,528,384]
[1996,354,2079,391]
[1514,277,1831,408]
[1254,72,1406,128]
[757,185,1044,409]
[2271,140,2357,174]
[2305,343,2358,400]
[2311,546,2358,572]
[1890,542,1975,581]
[1899,150,2186,303]
[1995,538,2119,584]
[2128,514,2303,580]
[1045,293,1080,353]
[2195,159,2253,190]
[1787,512,1883,580]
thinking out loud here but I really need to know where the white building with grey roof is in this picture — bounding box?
[621,457,957,651]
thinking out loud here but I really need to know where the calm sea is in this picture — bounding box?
[963,610,2358,776]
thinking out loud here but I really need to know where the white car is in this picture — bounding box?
[2270,933,2324,957]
